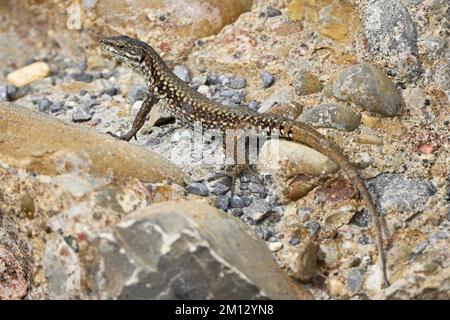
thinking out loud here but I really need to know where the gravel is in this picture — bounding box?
[186,182,209,197]
[37,98,53,112]
[216,195,229,211]
[72,108,92,122]
[266,6,282,18]
[173,65,191,83]
[71,73,93,83]
[128,84,147,103]
[261,71,274,88]
[228,76,247,89]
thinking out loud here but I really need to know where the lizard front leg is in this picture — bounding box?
[107,94,159,141]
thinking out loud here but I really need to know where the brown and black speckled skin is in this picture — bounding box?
[100,35,390,287]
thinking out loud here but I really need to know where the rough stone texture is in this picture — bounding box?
[366,173,436,214]
[0,103,184,185]
[0,210,32,300]
[80,201,312,300]
[298,103,361,131]
[362,0,422,81]
[326,63,405,117]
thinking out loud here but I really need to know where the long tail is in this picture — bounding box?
[284,121,390,287]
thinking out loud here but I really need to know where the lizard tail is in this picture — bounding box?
[285,122,390,287]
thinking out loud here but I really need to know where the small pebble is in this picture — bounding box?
[102,87,119,96]
[192,75,207,86]
[248,101,261,111]
[79,89,88,96]
[186,182,209,197]
[128,84,147,103]
[173,65,191,83]
[266,5,282,17]
[249,182,266,194]
[72,108,92,122]
[216,195,229,211]
[228,76,247,89]
[261,71,275,88]
[71,73,93,83]
[84,99,100,109]
[197,85,212,98]
[305,220,321,235]
[289,238,300,246]
[0,85,17,101]
[50,101,65,113]
[229,196,245,208]
[37,98,53,112]
[268,242,283,252]
[243,200,270,221]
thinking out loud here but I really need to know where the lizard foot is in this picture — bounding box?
[106,130,137,141]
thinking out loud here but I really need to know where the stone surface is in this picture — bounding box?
[6,62,51,88]
[0,103,184,185]
[298,103,361,131]
[326,63,405,117]
[81,201,312,299]
[288,0,360,43]
[294,70,323,96]
[259,87,295,113]
[0,211,31,300]
[362,0,421,81]
[258,139,339,182]
[366,173,436,214]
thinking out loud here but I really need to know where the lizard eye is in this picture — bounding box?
[139,55,145,63]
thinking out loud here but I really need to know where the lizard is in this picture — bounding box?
[99,35,390,287]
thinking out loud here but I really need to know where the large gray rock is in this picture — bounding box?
[366,173,436,214]
[326,63,405,117]
[362,0,421,81]
[80,201,312,300]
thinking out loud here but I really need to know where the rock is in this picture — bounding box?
[357,126,383,145]
[6,61,51,87]
[305,220,321,236]
[258,139,339,182]
[191,75,207,86]
[434,59,450,92]
[197,85,212,98]
[423,36,446,59]
[71,73,93,83]
[294,70,323,96]
[173,65,191,83]
[268,242,283,252]
[229,196,245,208]
[248,101,261,111]
[293,240,318,282]
[81,201,312,299]
[266,102,303,120]
[186,182,209,197]
[212,177,232,195]
[216,195,229,211]
[0,210,31,300]
[37,98,53,113]
[128,84,147,103]
[347,268,365,293]
[243,200,271,221]
[259,86,295,113]
[0,85,17,102]
[326,63,405,117]
[261,70,275,88]
[228,76,247,89]
[287,0,360,43]
[72,108,92,122]
[287,174,315,201]
[0,103,184,184]
[266,6,282,18]
[298,103,361,131]
[362,0,421,81]
[366,174,436,214]
[328,277,345,297]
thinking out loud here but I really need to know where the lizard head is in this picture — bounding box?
[100,35,152,75]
